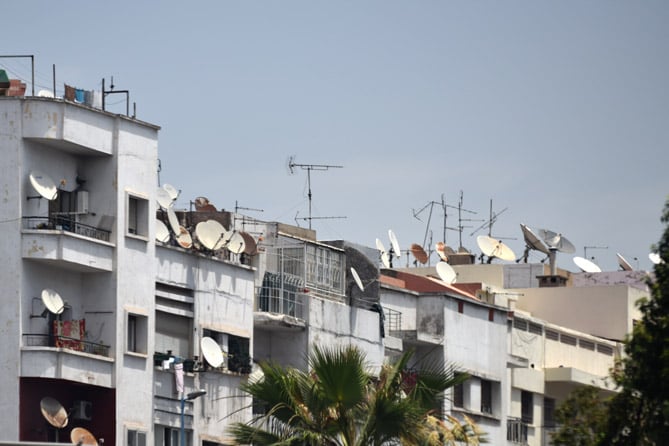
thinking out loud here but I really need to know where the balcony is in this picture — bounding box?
[21,330,114,387]
[22,216,113,272]
[507,418,529,445]
[254,272,308,330]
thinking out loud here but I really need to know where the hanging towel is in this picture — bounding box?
[74,89,85,103]
[174,362,184,394]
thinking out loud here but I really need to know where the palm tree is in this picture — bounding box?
[228,344,485,445]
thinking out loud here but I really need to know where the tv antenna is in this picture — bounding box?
[446,191,482,250]
[470,199,512,239]
[584,245,608,261]
[287,156,344,229]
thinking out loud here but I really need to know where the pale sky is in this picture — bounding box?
[4,1,668,272]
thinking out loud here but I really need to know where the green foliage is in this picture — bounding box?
[229,344,485,445]
[599,199,669,444]
[550,386,608,446]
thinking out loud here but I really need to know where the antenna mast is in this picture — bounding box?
[287,156,344,229]
[445,191,481,249]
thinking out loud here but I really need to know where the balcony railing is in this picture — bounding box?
[507,418,529,445]
[23,333,111,357]
[23,216,111,242]
[384,307,402,334]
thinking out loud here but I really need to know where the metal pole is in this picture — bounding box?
[180,397,186,446]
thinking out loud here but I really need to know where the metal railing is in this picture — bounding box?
[23,333,110,357]
[507,418,529,445]
[23,216,111,242]
[384,307,402,334]
[256,285,306,319]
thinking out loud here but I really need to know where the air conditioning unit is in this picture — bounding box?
[72,400,92,421]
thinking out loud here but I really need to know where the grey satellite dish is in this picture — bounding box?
[200,336,224,368]
[41,288,65,315]
[176,226,193,249]
[617,253,634,271]
[166,207,180,235]
[40,397,68,428]
[29,171,58,201]
[156,187,173,210]
[350,267,364,292]
[388,229,401,258]
[436,262,457,284]
[476,235,516,262]
[573,256,602,273]
[240,231,258,255]
[520,224,550,255]
[162,183,179,201]
[649,252,662,265]
[538,228,575,254]
[226,231,246,255]
[195,220,224,250]
[155,219,170,243]
[70,427,98,446]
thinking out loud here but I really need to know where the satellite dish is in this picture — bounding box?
[649,252,663,265]
[166,207,180,235]
[70,427,98,446]
[573,256,602,273]
[410,243,428,265]
[436,262,457,284]
[200,336,224,368]
[375,238,386,254]
[41,288,65,315]
[435,242,449,261]
[194,196,217,212]
[388,229,401,258]
[162,183,179,201]
[195,220,225,250]
[214,227,232,250]
[156,187,173,210]
[476,235,516,261]
[40,397,68,428]
[520,224,550,255]
[155,219,170,243]
[29,171,58,201]
[38,89,55,98]
[226,231,246,255]
[537,228,575,253]
[176,226,192,249]
[350,267,364,292]
[617,253,634,271]
[239,231,258,255]
[380,252,391,269]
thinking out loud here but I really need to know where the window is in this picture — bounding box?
[528,322,543,335]
[155,311,192,359]
[127,312,148,354]
[127,193,148,237]
[521,390,533,424]
[579,339,595,350]
[488,308,494,322]
[158,427,180,446]
[545,329,559,341]
[457,301,464,314]
[481,379,493,414]
[513,318,528,330]
[597,344,614,355]
[452,372,465,408]
[560,334,577,346]
[544,397,556,428]
[127,428,146,446]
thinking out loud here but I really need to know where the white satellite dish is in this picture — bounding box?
[155,219,170,243]
[436,262,457,284]
[38,89,55,98]
[380,252,391,269]
[162,183,179,201]
[226,231,246,255]
[388,229,401,258]
[617,253,634,271]
[156,187,173,210]
[40,397,68,428]
[350,267,364,292]
[176,226,193,249]
[41,288,65,315]
[435,242,449,261]
[520,224,550,255]
[476,235,516,261]
[29,171,58,201]
[375,238,386,254]
[200,336,224,368]
[195,220,225,250]
[649,252,663,265]
[214,227,232,250]
[573,256,602,273]
[166,207,180,235]
[70,427,98,446]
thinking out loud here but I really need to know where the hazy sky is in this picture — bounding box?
[4,1,668,272]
